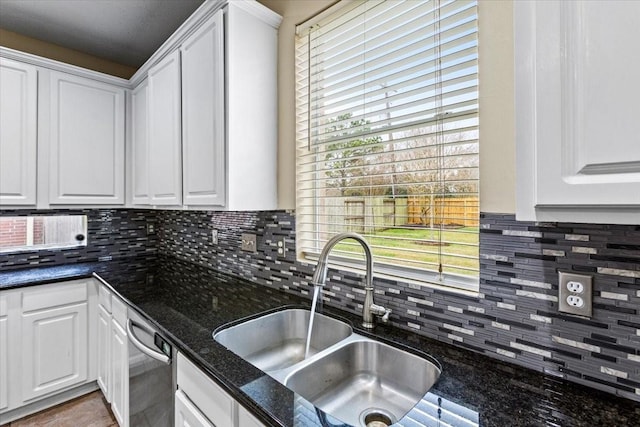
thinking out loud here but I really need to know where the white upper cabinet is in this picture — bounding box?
[148,50,183,206]
[225,2,279,210]
[129,1,281,210]
[181,10,225,207]
[1,0,280,211]
[48,72,125,205]
[130,80,150,205]
[0,58,37,206]
[515,0,640,224]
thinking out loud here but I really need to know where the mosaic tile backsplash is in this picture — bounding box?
[157,210,640,402]
[0,209,157,270]
[1,208,638,401]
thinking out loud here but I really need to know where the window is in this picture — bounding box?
[295,0,479,290]
[0,215,87,253]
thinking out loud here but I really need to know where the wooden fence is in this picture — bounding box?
[317,195,478,235]
[407,196,479,227]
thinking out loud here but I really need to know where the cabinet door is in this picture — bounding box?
[21,302,88,401]
[238,405,265,427]
[131,80,150,205]
[175,390,214,427]
[181,10,226,207]
[148,50,182,205]
[177,352,235,427]
[97,304,112,402]
[48,72,125,205]
[111,318,128,427]
[515,1,640,223]
[0,316,7,412]
[0,58,37,206]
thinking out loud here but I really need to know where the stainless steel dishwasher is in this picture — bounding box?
[127,308,176,427]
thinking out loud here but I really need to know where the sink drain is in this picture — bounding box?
[359,408,397,427]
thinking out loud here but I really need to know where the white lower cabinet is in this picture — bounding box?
[97,283,128,427]
[0,294,8,412]
[175,389,214,427]
[0,279,98,424]
[238,406,265,427]
[97,303,112,402]
[176,352,265,427]
[110,318,128,427]
[21,301,88,401]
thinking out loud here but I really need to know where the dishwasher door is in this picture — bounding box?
[127,308,175,427]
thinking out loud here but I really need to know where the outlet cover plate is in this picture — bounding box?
[558,271,593,317]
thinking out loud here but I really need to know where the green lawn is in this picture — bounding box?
[333,226,479,277]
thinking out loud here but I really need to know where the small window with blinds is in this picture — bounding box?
[295,0,479,291]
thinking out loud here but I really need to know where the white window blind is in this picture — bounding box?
[295,0,479,291]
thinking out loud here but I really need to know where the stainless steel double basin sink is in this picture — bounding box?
[213,309,441,426]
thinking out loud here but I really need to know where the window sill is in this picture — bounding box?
[299,252,480,295]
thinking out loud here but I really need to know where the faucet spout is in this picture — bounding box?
[311,232,389,329]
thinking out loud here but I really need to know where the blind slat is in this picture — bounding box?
[295,0,479,287]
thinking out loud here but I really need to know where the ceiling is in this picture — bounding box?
[0,0,206,68]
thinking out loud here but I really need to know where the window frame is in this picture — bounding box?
[295,0,479,292]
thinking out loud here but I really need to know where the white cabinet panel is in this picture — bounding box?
[21,302,88,401]
[181,10,225,207]
[148,50,182,205]
[131,80,150,205]
[515,0,640,224]
[22,280,87,311]
[238,405,265,427]
[0,58,37,205]
[175,390,214,427]
[226,3,278,211]
[98,283,112,312]
[48,72,125,205]
[177,352,235,427]
[97,304,112,402]
[129,4,280,211]
[111,318,128,427]
[0,316,8,411]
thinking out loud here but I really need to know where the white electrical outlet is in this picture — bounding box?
[558,272,593,317]
[211,229,218,245]
[277,238,288,257]
[566,295,584,308]
[566,281,584,293]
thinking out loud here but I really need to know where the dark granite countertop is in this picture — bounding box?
[1,256,639,426]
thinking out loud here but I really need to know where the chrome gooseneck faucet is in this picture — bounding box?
[311,232,391,329]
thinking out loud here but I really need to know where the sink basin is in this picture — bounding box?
[284,340,441,426]
[215,308,441,425]
[213,309,352,372]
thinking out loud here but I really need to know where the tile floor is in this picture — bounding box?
[3,391,117,427]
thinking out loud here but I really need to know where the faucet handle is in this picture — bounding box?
[369,303,392,323]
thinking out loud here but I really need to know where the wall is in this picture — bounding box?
[0,28,136,79]
[257,0,516,213]
[0,209,157,270]
[156,209,640,402]
[256,0,335,209]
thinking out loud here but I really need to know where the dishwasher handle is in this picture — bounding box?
[127,319,171,365]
